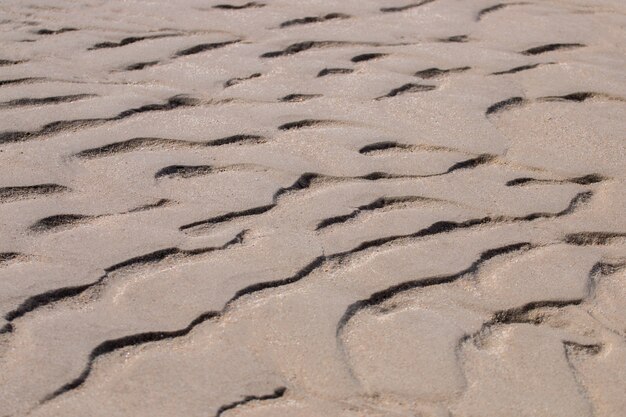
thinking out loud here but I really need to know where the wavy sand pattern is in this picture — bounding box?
[0,0,625,416]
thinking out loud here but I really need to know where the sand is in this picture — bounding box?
[0,0,625,416]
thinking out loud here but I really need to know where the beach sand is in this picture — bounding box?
[0,0,625,416]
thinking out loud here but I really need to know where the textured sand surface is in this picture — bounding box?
[1,0,626,416]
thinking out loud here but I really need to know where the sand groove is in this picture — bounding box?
[0,96,198,145]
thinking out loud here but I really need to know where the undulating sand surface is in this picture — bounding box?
[1,0,625,416]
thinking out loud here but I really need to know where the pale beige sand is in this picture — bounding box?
[0,0,625,416]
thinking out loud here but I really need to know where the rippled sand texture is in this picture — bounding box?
[1,0,625,416]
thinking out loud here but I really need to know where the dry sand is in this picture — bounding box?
[1,0,625,416]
